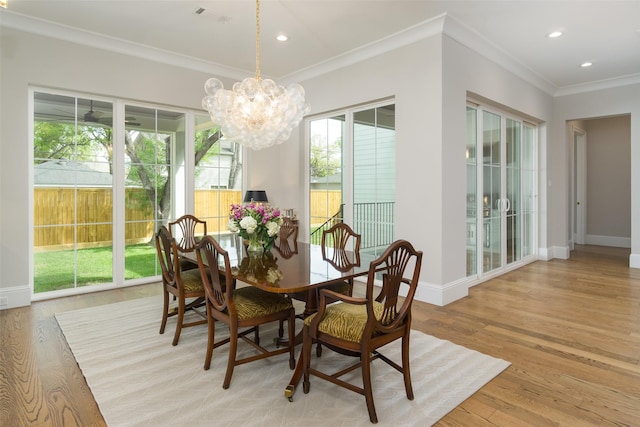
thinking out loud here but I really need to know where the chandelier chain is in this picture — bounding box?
[202,0,309,150]
[255,0,261,80]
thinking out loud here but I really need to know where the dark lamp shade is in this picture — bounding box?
[243,190,268,203]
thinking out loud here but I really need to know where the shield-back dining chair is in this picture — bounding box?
[196,235,297,389]
[168,214,207,271]
[274,217,299,259]
[302,239,423,423]
[155,225,207,346]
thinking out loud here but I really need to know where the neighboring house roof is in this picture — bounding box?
[34,159,121,187]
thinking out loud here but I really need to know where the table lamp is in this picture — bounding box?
[243,190,269,204]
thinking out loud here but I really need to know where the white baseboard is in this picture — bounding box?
[414,278,469,306]
[538,246,569,260]
[585,234,631,248]
[0,285,32,310]
[630,253,640,269]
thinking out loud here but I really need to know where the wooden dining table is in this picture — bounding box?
[184,234,369,400]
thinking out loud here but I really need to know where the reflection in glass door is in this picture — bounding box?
[467,104,536,278]
[483,111,502,273]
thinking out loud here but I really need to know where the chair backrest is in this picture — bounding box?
[321,222,361,271]
[196,235,233,312]
[155,225,177,284]
[275,217,299,258]
[169,214,207,253]
[365,239,422,333]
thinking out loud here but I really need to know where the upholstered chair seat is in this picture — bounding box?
[233,287,294,320]
[304,301,384,343]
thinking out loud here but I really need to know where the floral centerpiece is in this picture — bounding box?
[228,202,282,253]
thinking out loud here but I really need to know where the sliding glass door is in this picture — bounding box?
[467,103,537,277]
[32,90,242,296]
[33,93,114,292]
[308,101,395,259]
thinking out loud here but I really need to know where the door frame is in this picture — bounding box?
[572,126,587,246]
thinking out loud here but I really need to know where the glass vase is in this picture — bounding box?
[247,236,264,256]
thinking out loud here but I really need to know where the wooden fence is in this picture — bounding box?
[34,188,341,248]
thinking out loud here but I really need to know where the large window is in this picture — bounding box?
[32,90,242,296]
[308,101,395,259]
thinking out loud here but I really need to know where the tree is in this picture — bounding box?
[34,120,230,224]
[33,121,102,163]
[309,132,342,178]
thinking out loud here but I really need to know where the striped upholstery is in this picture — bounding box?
[179,269,205,292]
[234,287,293,320]
[304,301,385,342]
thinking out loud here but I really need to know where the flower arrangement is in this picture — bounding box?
[228,202,282,252]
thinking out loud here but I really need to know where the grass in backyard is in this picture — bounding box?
[34,243,158,293]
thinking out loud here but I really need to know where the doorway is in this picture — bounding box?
[569,115,631,251]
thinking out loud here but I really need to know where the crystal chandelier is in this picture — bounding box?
[202,0,310,151]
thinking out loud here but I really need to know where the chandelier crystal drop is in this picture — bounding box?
[202,0,310,151]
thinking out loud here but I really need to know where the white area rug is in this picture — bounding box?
[56,296,509,427]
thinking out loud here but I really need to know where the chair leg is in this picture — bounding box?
[172,296,185,346]
[288,310,296,369]
[278,319,284,338]
[159,288,169,334]
[302,326,312,393]
[204,307,215,370]
[223,327,238,389]
[402,333,414,400]
[361,351,378,424]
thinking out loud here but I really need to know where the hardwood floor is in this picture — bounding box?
[1,245,639,426]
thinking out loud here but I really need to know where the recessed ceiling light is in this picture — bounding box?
[581,62,593,68]
[276,34,289,42]
[547,31,563,38]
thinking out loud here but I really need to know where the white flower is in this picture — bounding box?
[227,219,239,233]
[239,216,258,234]
[266,221,280,237]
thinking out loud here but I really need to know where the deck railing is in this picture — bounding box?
[310,202,394,250]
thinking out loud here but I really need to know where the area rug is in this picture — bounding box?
[56,296,509,427]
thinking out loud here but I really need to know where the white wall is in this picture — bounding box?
[551,84,640,267]
[585,115,631,245]
[262,30,556,305]
[0,28,233,308]
[441,35,553,291]
[3,20,638,309]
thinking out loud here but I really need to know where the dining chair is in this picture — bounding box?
[168,214,207,271]
[196,235,296,389]
[321,221,362,298]
[155,225,207,346]
[274,217,299,259]
[302,239,423,424]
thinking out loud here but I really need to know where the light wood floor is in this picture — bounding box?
[1,245,639,426]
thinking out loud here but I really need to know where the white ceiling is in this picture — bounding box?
[3,0,640,95]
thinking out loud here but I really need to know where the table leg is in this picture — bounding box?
[283,289,317,400]
[284,348,304,401]
[276,289,317,347]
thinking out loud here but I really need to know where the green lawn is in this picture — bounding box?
[34,243,158,293]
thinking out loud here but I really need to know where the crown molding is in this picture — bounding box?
[554,73,640,97]
[0,10,250,81]
[3,9,636,97]
[281,14,446,85]
[441,14,557,96]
